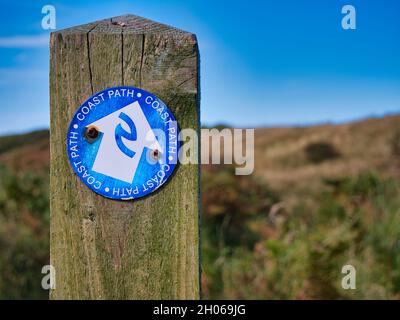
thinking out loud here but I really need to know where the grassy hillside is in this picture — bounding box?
[254,115,400,189]
[252,115,400,214]
[1,115,400,299]
[0,130,49,299]
[0,130,49,172]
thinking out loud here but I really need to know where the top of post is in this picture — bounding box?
[54,14,194,36]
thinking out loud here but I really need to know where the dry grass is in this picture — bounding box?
[253,115,400,198]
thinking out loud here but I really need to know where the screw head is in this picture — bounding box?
[151,149,160,160]
[85,126,99,142]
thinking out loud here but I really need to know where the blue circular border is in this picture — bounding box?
[66,86,180,200]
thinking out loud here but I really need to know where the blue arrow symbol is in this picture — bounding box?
[115,112,137,158]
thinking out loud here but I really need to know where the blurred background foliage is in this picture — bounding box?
[1,115,400,299]
[202,165,400,299]
[0,164,49,299]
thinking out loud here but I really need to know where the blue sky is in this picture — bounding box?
[0,0,399,134]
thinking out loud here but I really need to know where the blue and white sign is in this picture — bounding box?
[66,86,179,200]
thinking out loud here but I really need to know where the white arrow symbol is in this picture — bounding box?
[88,101,162,183]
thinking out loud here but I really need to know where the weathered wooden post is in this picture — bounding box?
[50,15,200,299]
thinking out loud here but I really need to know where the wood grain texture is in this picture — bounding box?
[50,15,200,300]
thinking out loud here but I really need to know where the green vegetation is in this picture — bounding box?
[202,167,400,299]
[1,118,400,299]
[0,164,49,299]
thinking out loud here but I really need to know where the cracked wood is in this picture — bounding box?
[50,14,200,299]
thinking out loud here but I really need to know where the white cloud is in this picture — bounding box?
[0,34,49,48]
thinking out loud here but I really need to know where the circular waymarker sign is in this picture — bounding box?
[66,86,180,200]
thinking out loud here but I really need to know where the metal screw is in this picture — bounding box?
[151,149,160,160]
[85,126,99,142]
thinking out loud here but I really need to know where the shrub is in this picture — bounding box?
[203,169,400,300]
[305,141,341,164]
[201,164,279,298]
[0,165,49,299]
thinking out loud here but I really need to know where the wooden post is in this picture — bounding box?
[50,15,200,299]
